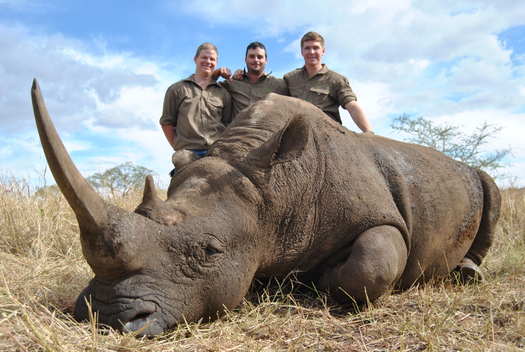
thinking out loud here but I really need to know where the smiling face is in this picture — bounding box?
[245,47,267,76]
[301,40,325,68]
[194,49,218,76]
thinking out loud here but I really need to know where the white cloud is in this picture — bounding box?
[0,21,177,187]
[0,23,161,133]
[79,125,173,186]
[114,128,174,186]
[339,80,394,129]
[0,0,34,8]
[87,84,165,129]
[63,137,92,153]
[0,145,13,158]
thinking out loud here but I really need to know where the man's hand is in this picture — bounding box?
[212,67,232,80]
[232,69,244,80]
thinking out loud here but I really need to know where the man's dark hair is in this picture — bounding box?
[245,41,267,58]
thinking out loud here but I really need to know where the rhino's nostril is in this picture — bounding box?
[123,312,154,333]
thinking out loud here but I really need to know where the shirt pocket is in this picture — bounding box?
[308,86,330,107]
[205,96,224,118]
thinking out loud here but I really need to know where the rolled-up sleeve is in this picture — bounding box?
[335,76,357,107]
[159,85,180,126]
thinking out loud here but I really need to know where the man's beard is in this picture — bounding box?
[247,66,264,76]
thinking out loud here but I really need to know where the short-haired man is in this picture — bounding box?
[215,41,288,118]
[160,42,232,173]
[284,31,372,132]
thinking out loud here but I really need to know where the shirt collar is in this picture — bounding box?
[302,64,328,78]
[242,69,271,82]
[184,74,220,87]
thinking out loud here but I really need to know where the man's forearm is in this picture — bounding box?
[161,124,177,149]
[345,101,372,132]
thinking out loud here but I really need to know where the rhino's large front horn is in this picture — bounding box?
[31,79,108,232]
[30,80,132,275]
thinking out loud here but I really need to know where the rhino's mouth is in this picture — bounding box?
[101,301,169,336]
[75,285,171,336]
[103,300,165,335]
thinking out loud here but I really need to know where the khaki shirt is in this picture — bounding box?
[221,73,289,118]
[284,65,357,124]
[160,75,232,151]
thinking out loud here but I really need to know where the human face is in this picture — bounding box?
[194,49,218,76]
[301,40,325,67]
[245,47,267,75]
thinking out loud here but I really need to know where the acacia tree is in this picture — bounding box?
[391,114,510,174]
[88,162,155,197]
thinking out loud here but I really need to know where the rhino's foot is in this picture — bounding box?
[319,225,408,304]
[453,258,484,284]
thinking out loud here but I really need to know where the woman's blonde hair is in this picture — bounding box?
[194,42,218,59]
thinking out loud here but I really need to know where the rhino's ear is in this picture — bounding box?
[247,116,310,169]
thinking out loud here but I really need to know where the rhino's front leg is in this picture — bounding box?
[319,225,407,304]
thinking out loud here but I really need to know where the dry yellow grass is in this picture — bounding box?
[1,176,524,351]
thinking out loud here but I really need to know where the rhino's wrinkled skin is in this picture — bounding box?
[31,79,500,336]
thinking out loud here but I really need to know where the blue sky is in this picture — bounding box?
[1,0,524,188]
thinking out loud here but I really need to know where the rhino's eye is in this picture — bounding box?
[204,238,224,256]
[205,245,221,256]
